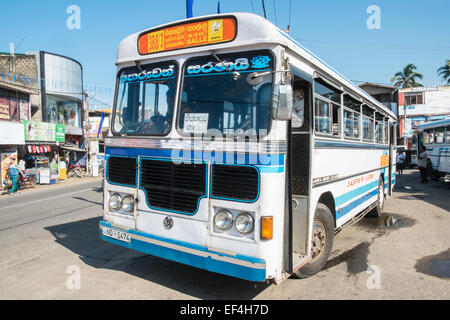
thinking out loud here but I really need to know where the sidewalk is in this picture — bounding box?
[0,176,103,197]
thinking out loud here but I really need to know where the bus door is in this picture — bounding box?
[388,122,395,195]
[285,66,313,273]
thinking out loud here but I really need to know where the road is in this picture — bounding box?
[0,170,448,300]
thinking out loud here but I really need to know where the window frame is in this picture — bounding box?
[313,78,342,138]
[176,49,276,138]
[342,94,361,141]
[111,60,180,137]
[362,104,375,143]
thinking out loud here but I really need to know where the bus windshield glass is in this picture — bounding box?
[112,61,178,136]
[178,51,274,136]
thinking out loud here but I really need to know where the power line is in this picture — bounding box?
[261,0,267,19]
[250,0,255,13]
[272,0,277,26]
[288,0,292,30]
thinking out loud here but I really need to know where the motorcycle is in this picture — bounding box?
[67,164,87,178]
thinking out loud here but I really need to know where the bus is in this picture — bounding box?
[414,119,450,182]
[100,13,397,283]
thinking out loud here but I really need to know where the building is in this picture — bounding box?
[358,82,398,116]
[0,52,38,186]
[0,50,85,186]
[398,86,450,149]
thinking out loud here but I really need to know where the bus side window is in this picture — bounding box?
[343,94,361,140]
[292,77,311,132]
[313,78,341,137]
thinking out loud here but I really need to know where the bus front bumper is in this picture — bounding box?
[99,220,267,282]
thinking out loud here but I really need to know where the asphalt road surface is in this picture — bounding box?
[0,170,448,300]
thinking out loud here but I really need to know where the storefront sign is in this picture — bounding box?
[138,17,236,55]
[39,168,50,184]
[23,120,65,142]
[0,121,25,145]
[0,102,10,120]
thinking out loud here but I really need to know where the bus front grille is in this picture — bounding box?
[107,156,137,186]
[211,165,259,202]
[140,159,206,214]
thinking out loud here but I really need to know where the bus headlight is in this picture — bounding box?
[214,210,233,231]
[108,193,122,211]
[121,196,135,213]
[235,213,254,234]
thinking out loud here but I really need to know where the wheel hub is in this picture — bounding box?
[310,221,326,260]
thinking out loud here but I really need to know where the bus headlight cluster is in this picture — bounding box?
[108,193,134,214]
[214,210,254,234]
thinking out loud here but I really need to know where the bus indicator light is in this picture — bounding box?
[261,216,273,240]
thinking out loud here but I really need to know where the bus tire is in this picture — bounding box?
[294,203,334,279]
[367,177,384,218]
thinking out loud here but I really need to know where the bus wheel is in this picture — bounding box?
[294,203,334,279]
[367,178,384,218]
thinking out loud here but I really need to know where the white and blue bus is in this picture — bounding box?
[415,119,450,182]
[100,13,397,283]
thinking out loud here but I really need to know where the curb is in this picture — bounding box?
[0,176,103,197]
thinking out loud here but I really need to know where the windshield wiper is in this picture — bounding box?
[210,51,241,80]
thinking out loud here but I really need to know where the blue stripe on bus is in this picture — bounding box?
[106,147,285,166]
[335,171,396,219]
[99,221,266,282]
[335,180,379,208]
[337,187,378,218]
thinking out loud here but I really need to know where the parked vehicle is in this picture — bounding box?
[68,164,87,178]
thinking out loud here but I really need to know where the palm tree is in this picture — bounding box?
[437,59,450,84]
[391,64,424,88]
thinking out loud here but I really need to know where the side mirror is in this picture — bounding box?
[271,84,293,121]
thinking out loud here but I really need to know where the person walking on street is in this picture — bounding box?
[396,150,406,175]
[7,158,24,195]
[417,145,428,184]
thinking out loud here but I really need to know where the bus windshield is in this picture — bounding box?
[178,51,274,136]
[112,61,178,136]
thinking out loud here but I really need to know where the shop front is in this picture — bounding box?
[22,120,66,184]
[0,120,25,188]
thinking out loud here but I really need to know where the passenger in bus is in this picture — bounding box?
[292,88,305,128]
[417,145,428,183]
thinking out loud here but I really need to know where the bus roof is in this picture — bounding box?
[117,12,396,119]
[417,119,450,130]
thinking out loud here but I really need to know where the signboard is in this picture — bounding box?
[0,121,25,145]
[138,17,236,55]
[39,168,50,184]
[23,120,65,142]
[183,113,209,134]
[0,102,10,120]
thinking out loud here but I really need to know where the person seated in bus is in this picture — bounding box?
[292,88,305,128]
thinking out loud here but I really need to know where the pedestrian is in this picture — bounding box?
[7,157,24,195]
[396,150,406,175]
[417,145,428,184]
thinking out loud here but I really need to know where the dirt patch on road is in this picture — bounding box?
[323,242,371,276]
[415,249,450,279]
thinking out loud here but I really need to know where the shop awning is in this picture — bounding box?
[58,143,86,152]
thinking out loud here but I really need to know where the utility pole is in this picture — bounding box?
[83,89,90,176]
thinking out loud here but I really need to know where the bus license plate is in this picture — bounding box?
[102,227,131,243]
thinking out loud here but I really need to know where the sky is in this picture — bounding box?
[1,0,449,107]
